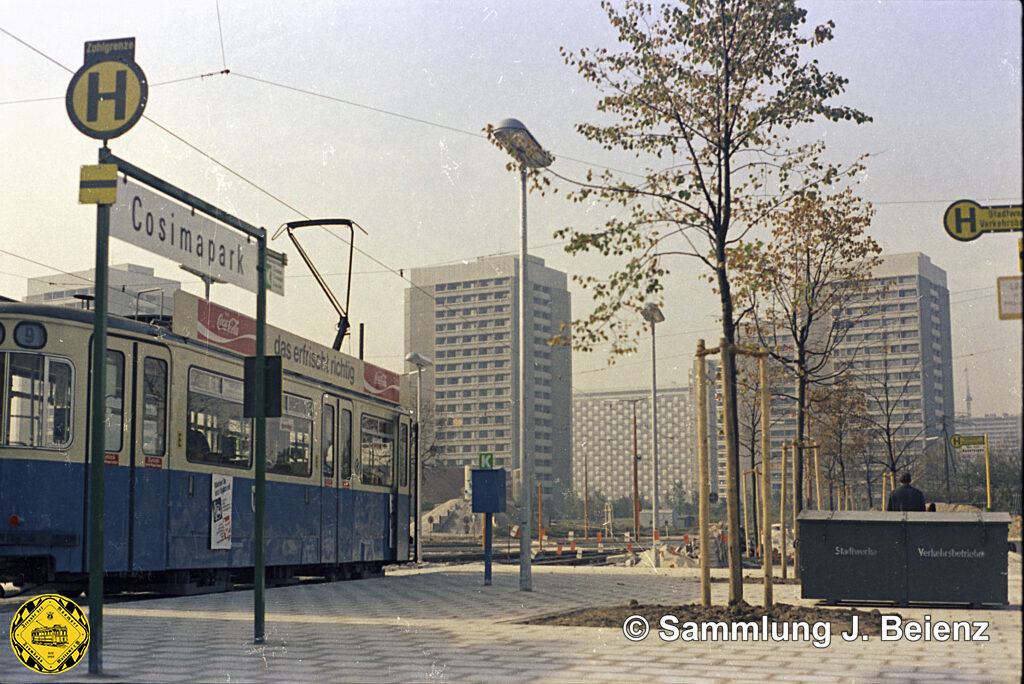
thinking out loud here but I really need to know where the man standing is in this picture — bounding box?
[886,472,926,512]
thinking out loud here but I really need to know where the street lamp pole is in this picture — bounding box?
[492,118,551,592]
[405,352,433,563]
[642,302,665,567]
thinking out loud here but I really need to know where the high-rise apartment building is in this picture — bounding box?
[704,252,955,501]
[25,263,180,317]
[405,255,572,498]
[572,387,696,503]
[836,252,955,464]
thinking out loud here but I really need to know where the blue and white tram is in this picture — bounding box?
[0,293,412,593]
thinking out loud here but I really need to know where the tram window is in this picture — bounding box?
[105,351,125,452]
[399,423,408,488]
[2,353,73,449]
[321,401,335,479]
[46,358,73,448]
[340,408,352,480]
[186,367,252,468]
[359,414,394,487]
[267,393,313,477]
[142,358,167,456]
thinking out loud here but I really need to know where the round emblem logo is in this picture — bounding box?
[9,594,90,674]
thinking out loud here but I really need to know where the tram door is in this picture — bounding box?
[87,337,133,572]
[322,395,353,566]
[130,343,171,571]
[320,395,341,564]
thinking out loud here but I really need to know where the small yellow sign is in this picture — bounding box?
[943,200,1023,242]
[79,163,119,204]
[9,593,90,674]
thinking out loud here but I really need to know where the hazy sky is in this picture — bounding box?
[1,1,1021,415]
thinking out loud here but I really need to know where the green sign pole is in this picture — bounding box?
[253,237,268,643]
[90,148,271,646]
[87,145,110,675]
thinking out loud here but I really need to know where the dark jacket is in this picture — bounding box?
[886,484,926,512]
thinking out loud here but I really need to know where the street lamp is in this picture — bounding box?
[641,302,665,567]
[405,351,433,563]
[491,118,551,593]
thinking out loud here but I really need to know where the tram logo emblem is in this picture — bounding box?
[9,594,90,674]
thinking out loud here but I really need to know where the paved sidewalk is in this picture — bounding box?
[0,562,1020,682]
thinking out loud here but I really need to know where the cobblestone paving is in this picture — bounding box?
[0,562,1019,683]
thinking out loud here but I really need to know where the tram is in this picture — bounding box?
[0,290,412,594]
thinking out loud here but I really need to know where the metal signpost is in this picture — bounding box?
[951,434,992,510]
[66,37,148,676]
[471,464,505,587]
[66,38,276,673]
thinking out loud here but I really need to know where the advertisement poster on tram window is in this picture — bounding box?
[210,474,233,550]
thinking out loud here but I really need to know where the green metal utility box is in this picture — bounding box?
[799,510,1010,606]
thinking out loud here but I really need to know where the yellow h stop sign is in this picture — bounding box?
[943,199,1023,242]
[65,39,147,140]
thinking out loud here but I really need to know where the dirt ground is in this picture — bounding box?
[526,599,896,635]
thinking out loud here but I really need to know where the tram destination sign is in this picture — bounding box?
[110,178,284,295]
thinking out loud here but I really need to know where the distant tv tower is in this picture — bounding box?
[964,367,973,418]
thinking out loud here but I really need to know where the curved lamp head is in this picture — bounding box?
[492,118,552,168]
[641,302,665,324]
[405,351,433,369]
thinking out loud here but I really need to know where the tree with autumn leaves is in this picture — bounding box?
[730,190,881,570]
[552,0,871,603]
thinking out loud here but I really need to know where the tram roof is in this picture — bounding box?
[0,302,173,339]
[0,301,406,410]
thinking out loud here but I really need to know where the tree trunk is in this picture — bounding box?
[716,262,743,605]
[793,359,806,580]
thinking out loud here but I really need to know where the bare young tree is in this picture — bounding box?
[810,379,868,509]
[855,332,926,487]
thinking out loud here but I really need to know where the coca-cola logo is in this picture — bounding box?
[216,313,240,337]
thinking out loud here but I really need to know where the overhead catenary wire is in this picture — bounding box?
[0,28,505,339]
[214,0,228,71]
[2,26,1022,372]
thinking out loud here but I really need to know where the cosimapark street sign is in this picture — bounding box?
[110,179,285,296]
[65,38,147,140]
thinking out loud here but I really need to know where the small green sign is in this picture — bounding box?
[479,452,494,469]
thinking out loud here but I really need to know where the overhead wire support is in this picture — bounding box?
[272,218,367,350]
